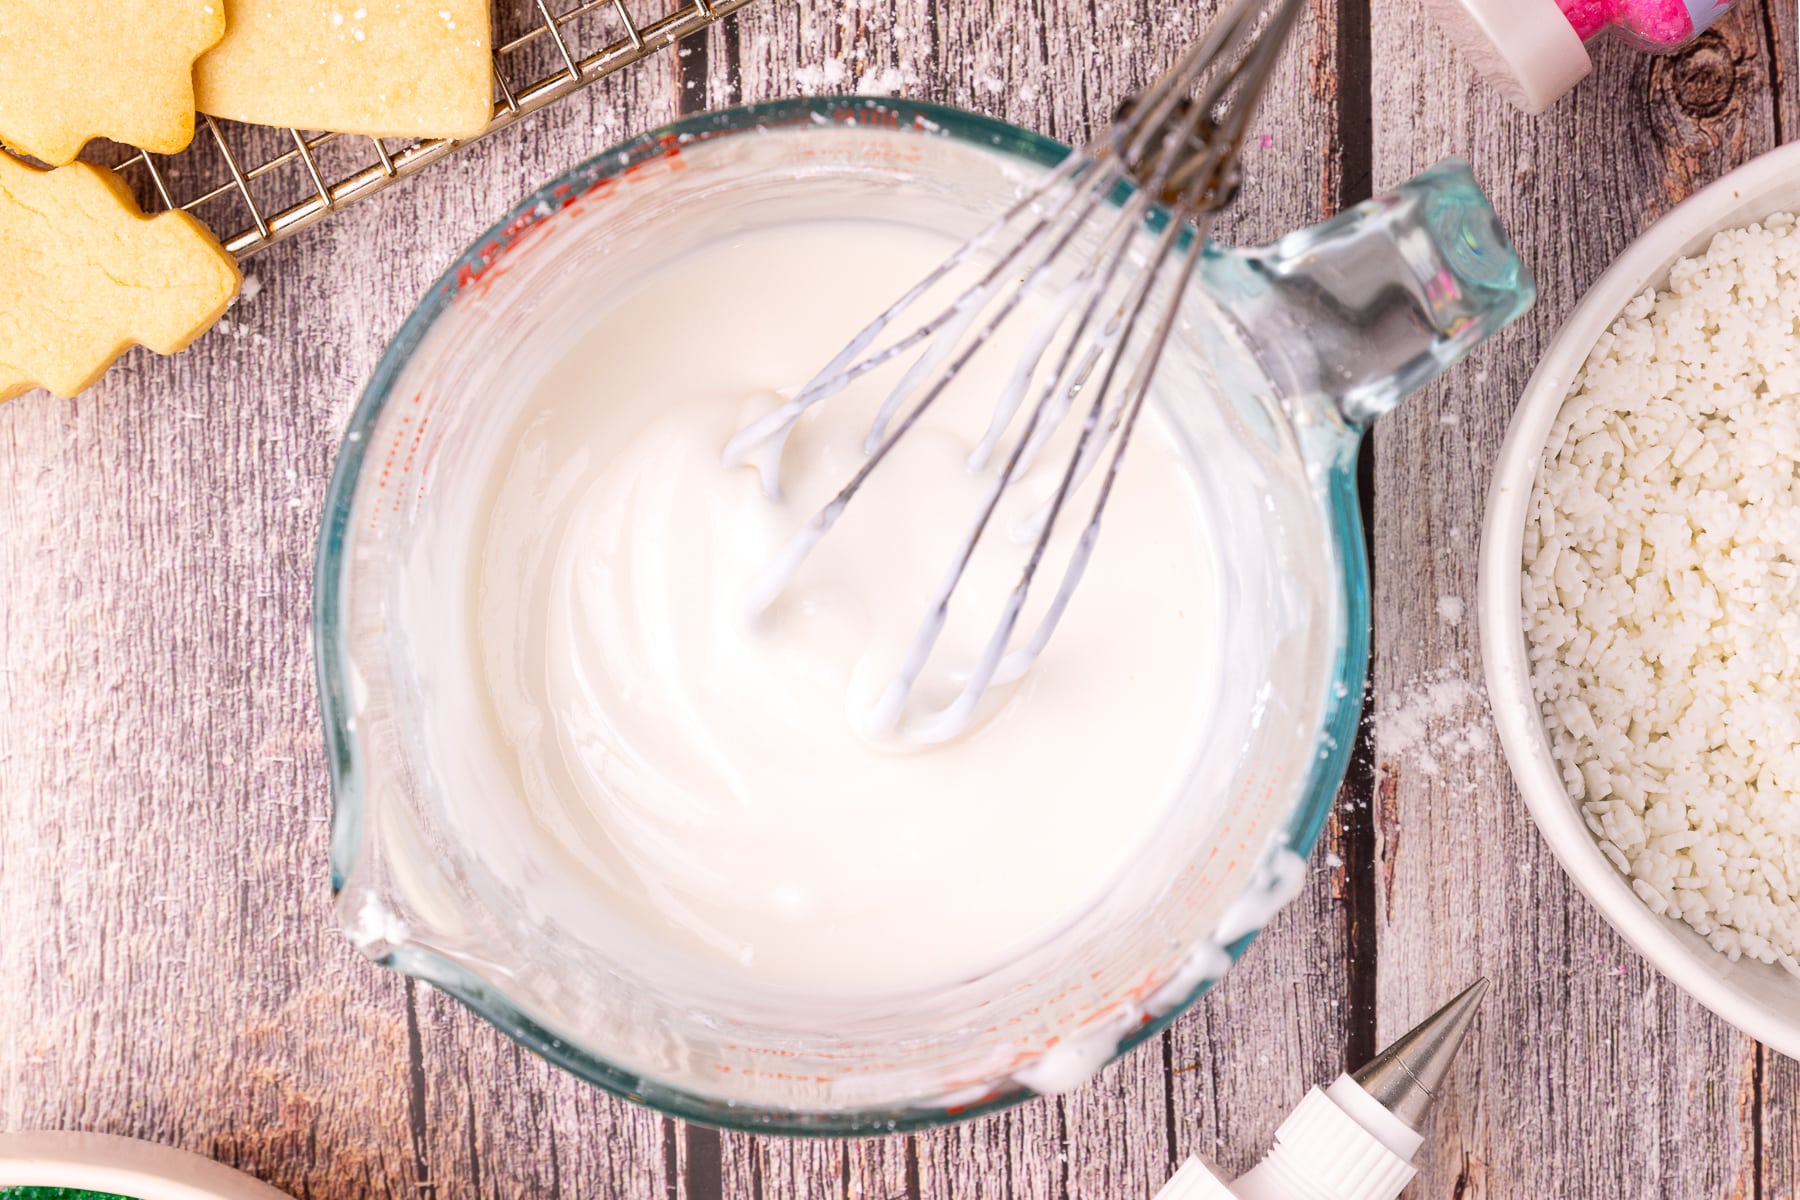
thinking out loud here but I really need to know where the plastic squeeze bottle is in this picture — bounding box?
[1154,979,1488,1200]
[1426,0,1736,112]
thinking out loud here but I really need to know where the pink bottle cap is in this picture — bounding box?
[1424,0,1593,113]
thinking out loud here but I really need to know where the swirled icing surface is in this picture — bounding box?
[468,219,1222,993]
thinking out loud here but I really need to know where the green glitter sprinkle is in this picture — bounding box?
[0,1189,134,1200]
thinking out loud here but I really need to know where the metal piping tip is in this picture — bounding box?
[1353,977,1489,1133]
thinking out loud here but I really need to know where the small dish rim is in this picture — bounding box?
[0,1131,290,1200]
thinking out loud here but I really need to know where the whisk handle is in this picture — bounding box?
[1202,158,1534,428]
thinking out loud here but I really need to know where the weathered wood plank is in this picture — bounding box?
[1166,884,1363,1183]
[1368,3,1796,1197]
[1768,1050,1800,1200]
[0,24,684,1200]
[0,159,423,1200]
[1167,0,1367,1179]
[706,0,1354,1195]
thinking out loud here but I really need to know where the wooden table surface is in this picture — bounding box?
[4,0,1799,1196]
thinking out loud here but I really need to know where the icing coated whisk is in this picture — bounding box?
[724,0,1304,741]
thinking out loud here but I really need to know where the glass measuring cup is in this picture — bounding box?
[315,97,1532,1133]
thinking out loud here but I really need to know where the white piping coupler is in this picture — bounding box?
[1155,978,1488,1200]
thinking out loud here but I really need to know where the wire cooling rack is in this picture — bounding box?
[100,0,749,256]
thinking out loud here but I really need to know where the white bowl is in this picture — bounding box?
[0,1131,291,1199]
[1481,141,1800,1060]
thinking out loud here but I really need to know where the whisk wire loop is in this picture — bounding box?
[866,186,1175,737]
[891,201,1216,743]
[732,0,1304,742]
[721,151,1102,482]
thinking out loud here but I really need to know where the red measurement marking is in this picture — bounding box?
[1120,966,1160,1004]
[496,209,538,244]
[398,415,430,501]
[831,104,900,128]
[371,416,410,531]
[946,1087,1006,1116]
[453,259,484,291]
[391,414,413,512]
[730,1069,832,1083]
[451,156,649,297]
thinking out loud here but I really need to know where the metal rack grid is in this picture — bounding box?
[103,0,750,257]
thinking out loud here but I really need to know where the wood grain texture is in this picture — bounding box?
[711,1,1355,1195]
[1369,2,1800,1198]
[3,0,1798,1197]
[0,26,682,1200]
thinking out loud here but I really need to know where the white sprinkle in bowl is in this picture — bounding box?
[1481,141,1800,1059]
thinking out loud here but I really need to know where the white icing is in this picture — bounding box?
[1214,848,1309,945]
[459,219,1227,996]
[1008,846,1310,1095]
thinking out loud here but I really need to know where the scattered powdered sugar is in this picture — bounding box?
[789,1,925,100]
[793,56,851,94]
[790,3,1058,106]
[1436,595,1465,626]
[211,317,269,346]
[1524,214,1800,977]
[793,55,918,97]
[1375,669,1491,781]
[855,65,913,97]
[214,273,268,343]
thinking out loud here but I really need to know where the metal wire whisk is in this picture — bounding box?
[724,0,1304,743]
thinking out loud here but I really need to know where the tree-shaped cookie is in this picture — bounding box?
[0,0,226,166]
[0,153,241,402]
[195,0,494,140]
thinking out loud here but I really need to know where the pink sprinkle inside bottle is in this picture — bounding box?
[1426,0,1734,112]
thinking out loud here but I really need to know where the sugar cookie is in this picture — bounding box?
[195,0,494,140]
[0,0,226,166]
[0,154,241,402]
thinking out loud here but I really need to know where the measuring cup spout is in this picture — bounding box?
[1202,159,1534,428]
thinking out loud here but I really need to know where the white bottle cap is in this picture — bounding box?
[1153,1156,1242,1200]
[1422,0,1592,113]
[1229,1085,1417,1200]
[1151,981,1489,1200]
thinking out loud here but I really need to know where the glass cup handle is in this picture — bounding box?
[1202,158,1536,428]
